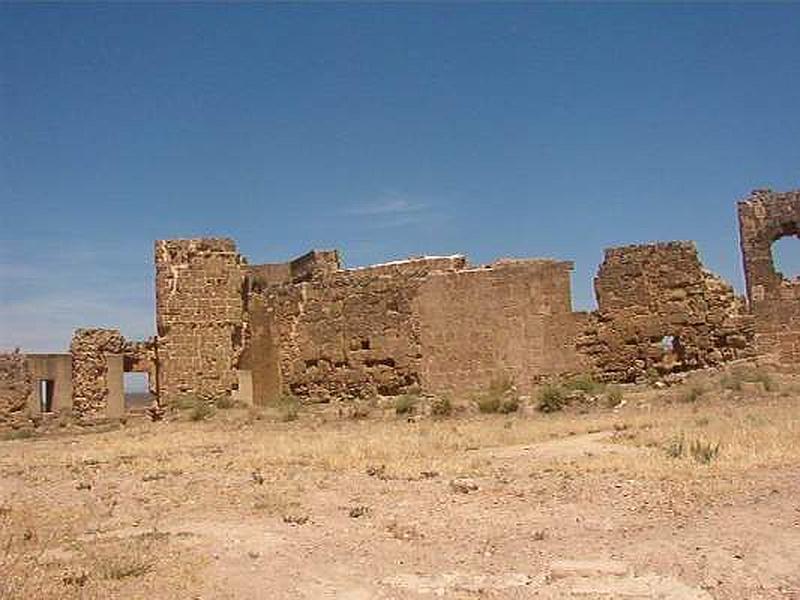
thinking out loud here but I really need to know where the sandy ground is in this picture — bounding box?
[2,379,799,599]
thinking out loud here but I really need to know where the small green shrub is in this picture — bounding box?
[430,397,452,417]
[498,396,520,414]
[475,375,519,414]
[477,395,501,414]
[537,385,566,413]
[488,374,515,396]
[564,374,605,395]
[394,395,418,416]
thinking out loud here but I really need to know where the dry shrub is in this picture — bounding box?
[537,385,566,413]
[394,395,418,416]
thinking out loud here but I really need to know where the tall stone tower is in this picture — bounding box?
[154,238,246,405]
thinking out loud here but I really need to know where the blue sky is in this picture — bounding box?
[1,3,799,352]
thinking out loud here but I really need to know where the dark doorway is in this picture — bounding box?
[39,379,54,413]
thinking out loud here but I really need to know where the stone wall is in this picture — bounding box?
[578,242,754,382]
[0,351,32,426]
[155,238,246,405]
[252,256,466,400]
[738,189,800,362]
[416,259,589,394]
[248,250,341,291]
[70,328,126,419]
[26,354,73,415]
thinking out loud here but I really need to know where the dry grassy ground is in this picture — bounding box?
[2,369,799,599]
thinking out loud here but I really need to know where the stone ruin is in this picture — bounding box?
[0,189,798,424]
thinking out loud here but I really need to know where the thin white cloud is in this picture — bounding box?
[344,193,429,217]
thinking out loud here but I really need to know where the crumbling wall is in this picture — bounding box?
[416,259,589,394]
[248,249,341,291]
[155,238,246,405]
[255,256,466,400]
[578,242,754,382]
[0,351,32,427]
[738,189,800,362]
[70,328,126,419]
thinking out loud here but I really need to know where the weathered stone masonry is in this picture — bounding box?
[1,189,798,424]
[738,189,800,363]
[155,238,246,405]
[578,242,754,382]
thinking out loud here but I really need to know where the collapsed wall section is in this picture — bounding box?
[155,238,246,405]
[0,351,32,427]
[416,259,589,393]
[252,256,466,401]
[738,189,800,362]
[579,242,754,382]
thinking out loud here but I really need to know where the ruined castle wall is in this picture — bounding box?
[0,351,32,427]
[254,256,467,400]
[578,242,754,382]
[738,189,800,362]
[70,328,126,419]
[155,238,246,405]
[415,260,589,394]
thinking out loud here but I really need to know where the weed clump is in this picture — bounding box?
[476,376,519,414]
[394,395,418,416]
[268,394,300,422]
[563,374,605,395]
[663,434,720,464]
[430,396,453,417]
[537,385,566,413]
[690,439,720,464]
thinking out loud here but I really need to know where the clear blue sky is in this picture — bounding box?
[1,3,799,352]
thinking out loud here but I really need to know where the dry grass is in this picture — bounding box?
[2,374,799,598]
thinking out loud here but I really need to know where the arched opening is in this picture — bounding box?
[771,236,800,282]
